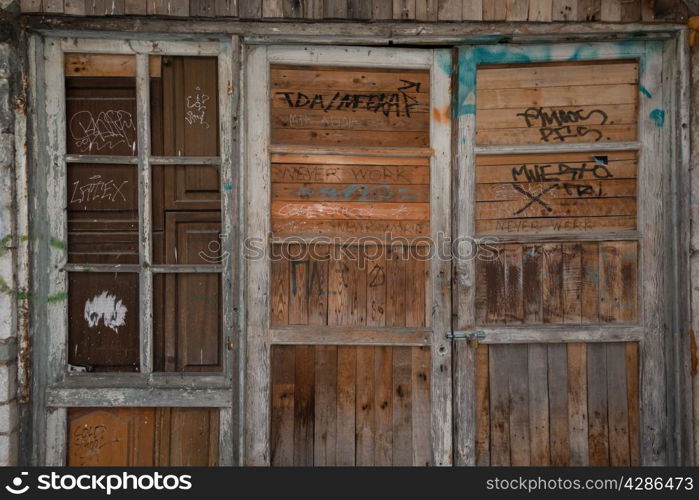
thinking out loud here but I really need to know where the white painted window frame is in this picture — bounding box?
[34,35,240,466]
[243,44,453,465]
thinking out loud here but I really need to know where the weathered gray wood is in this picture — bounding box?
[239,0,262,17]
[453,341,475,465]
[506,0,530,21]
[462,0,482,19]
[125,0,148,14]
[638,40,668,466]
[528,344,550,465]
[600,0,622,21]
[475,141,640,155]
[508,344,530,465]
[47,388,233,406]
[528,0,552,20]
[243,45,271,465]
[552,0,576,20]
[467,325,644,344]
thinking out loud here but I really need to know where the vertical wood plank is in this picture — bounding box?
[347,0,371,18]
[20,0,43,12]
[506,0,529,20]
[475,344,490,465]
[504,245,524,324]
[600,0,622,21]
[485,248,506,324]
[482,0,506,19]
[271,254,289,326]
[462,0,482,19]
[43,0,64,12]
[562,243,582,323]
[262,0,284,16]
[386,245,406,327]
[528,0,552,20]
[437,0,460,20]
[308,251,329,326]
[587,342,610,465]
[288,249,309,325]
[355,346,375,465]
[314,345,338,466]
[283,0,304,17]
[306,0,323,17]
[191,0,216,15]
[214,0,237,15]
[508,344,530,465]
[542,244,563,323]
[411,346,431,466]
[551,0,577,20]
[392,346,413,466]
[620,0,640,21]
[374,346,394,465]
[528,344,550,465]
[64,0,87,15]
[366,250,387,327]
[125,0,147,14]
[293,345,315,466]
[336,346,356,466]
[618,241,638,322]
[547,343,570,465]
[405,254,426,327]
[489,345,511,465]
[416,0,438,20]
[371,0,393,17]
[239,0,262,16]
[271,345,295,466]
[606,342,630,465]
[324,0,348,17]
[393,0,416,19]
[626,342,641,465]
[522,245,543,323]
[577,0,601,20]
[567,343,589,465]
[581,242,600,323]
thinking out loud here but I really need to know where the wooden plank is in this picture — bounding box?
[214,0,237,15]
[272,183,430,203]
[124,0,148,14]
[393,0,416,19]
[355,346,376,465]
[324,0,348,17]
[527,0,552,20]
[489,345,511,465]
[371,0,392,18]
[547,343,570,465]
[562,243,582,323]
[191,0,216,16]
[288,246,309,325]
[619,0,640,22]
[271,345,295,466]
[482,0,506,19]
[606,342,630,465]
[587,342,609,465]
[43,0,64,12]
[335,346,356,465]
[475,345,490,465]
[528,344,550,465]
[626,342,640,465]
[20,0,43,12]
[477,216,637,236]
[411,346,431,466]
[314,345,338,466]
[484,248,506,324]
[271,256,290,326]
[581,241,600,322]
[64,0,87,15]
[270,325,430,345]
[347,0,372,18]
[475,324,644,344]
[272,164,430,185]
[392,346,413,466]
[462,0,482,19]
[272,153,430,166]
[506,0,530,20]
[542,244,563,323]
[272,201,430,221]
[262,0,284,17]
[273,129,430,148]
[239,0,261,16]
[437,0,460,20]
[618,240,638,322]
[478,197,637,221]
[293,345,315,466]
[578,0,601,20]
[508,344,530,465]
[272,107,430,132]
[567,342,589,465]
[600,0,622,21]
[405,254,426,327]
[504,245,524,324]
[366,250,388,327]
[415,0,437,20]
[385,245,407,327]
[552,0,577,20]
[477,84,637,110]
[283,0,304,17]
[477,103,637,130]
[273,219,430,239]
[522,245,543,323]
[374,346,394,465]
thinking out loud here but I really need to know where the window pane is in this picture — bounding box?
[151,56,219,156]
[68,164,139,264]
[154,273,222,372]
[68,272,139,372]
[65,54,137,156]
[67,407,219,466]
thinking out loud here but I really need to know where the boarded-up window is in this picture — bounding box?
[67,407,219,466]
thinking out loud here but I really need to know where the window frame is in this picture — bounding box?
[33,35,240,466]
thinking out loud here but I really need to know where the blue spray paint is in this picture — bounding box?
[223,182,233,191]
[639,86,652,99]
[649,108,665,128]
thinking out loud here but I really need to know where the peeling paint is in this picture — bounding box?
[649,109,665,128]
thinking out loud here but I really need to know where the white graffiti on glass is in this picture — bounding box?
[185,86,210,128]
[69,110,136,153]
[70,175,129,204]
[84,291,127,333]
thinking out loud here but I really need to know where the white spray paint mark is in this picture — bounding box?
[84,291,127,333]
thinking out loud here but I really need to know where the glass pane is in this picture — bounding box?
[151,56,219,156]
[68,164,139,264]
[67,407,219,466]
[153,273,222,372]
[68,272,139,372]
[65,54,137,156]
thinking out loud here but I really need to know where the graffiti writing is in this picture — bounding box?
[185,86,210,128]
[69,110,136,153]
[511,160,612,183]
[297,184,416,202]
[70,175,129,204]
[516,107,609,142]
[276,80,422,117]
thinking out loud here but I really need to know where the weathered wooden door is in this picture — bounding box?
[452,42,671,466]
[245,46,452,465]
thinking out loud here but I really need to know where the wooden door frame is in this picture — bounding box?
[451,39,692,466]
[243,44,453,465]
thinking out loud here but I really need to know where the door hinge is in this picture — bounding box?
[447,330,486,341]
